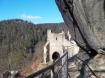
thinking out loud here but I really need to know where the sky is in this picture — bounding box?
[0,0,64,24]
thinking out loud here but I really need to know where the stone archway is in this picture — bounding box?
[52,51,60,61]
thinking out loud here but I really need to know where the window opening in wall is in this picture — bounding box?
[56,37,57,40]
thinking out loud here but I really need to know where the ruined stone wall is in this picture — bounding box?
[47,30,64,61]
[45,30,79,62]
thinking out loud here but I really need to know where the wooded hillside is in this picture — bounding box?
[0,19,67,76]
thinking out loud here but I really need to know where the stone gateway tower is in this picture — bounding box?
[43,30,79,64]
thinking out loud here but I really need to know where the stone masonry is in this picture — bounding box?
[43,30,79,64]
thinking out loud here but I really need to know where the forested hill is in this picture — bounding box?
[0,19,67,76]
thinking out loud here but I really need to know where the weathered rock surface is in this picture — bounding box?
[56,0,105,53]
[88,54,105,78]
[56,0,105,77]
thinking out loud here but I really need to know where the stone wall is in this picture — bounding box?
[44,30,79,63]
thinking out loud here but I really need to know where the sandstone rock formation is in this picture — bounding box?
[56,0,105,77]
[56,0,105,55]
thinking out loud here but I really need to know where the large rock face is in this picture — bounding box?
[56,0,105,53]
[56,0,105,77]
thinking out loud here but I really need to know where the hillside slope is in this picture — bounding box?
[0,19,67,77]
